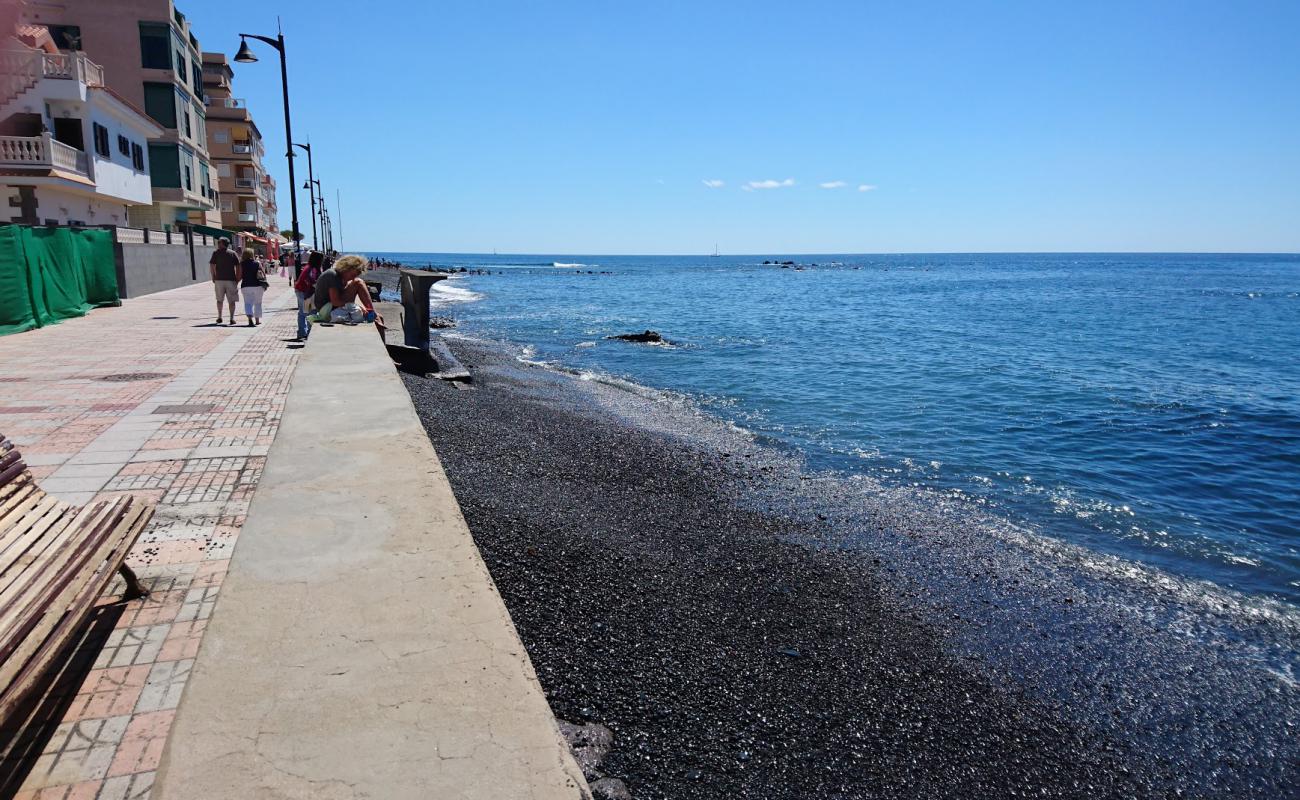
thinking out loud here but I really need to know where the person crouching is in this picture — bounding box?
[311,254,385,332]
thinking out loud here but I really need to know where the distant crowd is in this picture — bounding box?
[207,238,383,340]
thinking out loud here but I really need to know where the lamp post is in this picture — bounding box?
[307,177,324,251]
[291,142,317,252]
[234,29,301,274]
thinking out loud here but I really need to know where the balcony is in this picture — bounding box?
[235,176,256,188]
[232,142,253,154]
[0,134,89,175]
[238,212,256,223]
[1,51,105,107]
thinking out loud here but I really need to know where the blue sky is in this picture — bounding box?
[185,1,1300,254]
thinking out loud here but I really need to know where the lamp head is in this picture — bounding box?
[234,37,258,63]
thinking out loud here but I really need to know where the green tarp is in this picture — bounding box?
[0,224,120,336]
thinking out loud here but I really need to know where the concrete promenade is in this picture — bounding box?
[152,323,587,799]
[0,280,584,799]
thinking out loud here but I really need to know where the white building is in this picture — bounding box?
[0,28,162,226]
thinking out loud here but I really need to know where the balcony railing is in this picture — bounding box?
[238,212,256,223]
[234,177,256,188]
[232,142,252,154]
[208,97,246,109]
[0,51,105,106]
[0,133,89,174]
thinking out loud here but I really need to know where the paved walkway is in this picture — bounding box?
[0,280,302,799]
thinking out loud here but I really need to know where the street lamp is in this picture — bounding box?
[293,143,318,251]
[306,177,323,251]
[234,29,301,273]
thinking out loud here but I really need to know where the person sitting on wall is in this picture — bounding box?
[311,254,385,332]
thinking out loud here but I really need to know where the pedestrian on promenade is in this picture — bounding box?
[240,247,267,326]
[292,251,324,340]
[209,237,241,325]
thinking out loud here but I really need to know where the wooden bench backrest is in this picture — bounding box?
[0,434,154,723]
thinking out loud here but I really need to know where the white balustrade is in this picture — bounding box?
[0,134,90,175]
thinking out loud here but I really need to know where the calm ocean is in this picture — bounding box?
[370,252,1300,605]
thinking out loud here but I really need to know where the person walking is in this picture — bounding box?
[209,237,241,325]
[239,247,267,326]
[291,251,325,340]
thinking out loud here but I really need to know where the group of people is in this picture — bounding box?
[208,237,382,340]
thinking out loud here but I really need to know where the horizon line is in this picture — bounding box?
[349,249,1300,257]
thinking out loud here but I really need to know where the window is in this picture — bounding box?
[139,23,171,69]
[217,162,231,177]
[212,129,228,144]
[143,82,176,128]
[148,143,180,187]
[193,103,205,148]
[131,142,145,171]
[118,134,130,156]
[191,60,202,93]
[199,161,211,198]
[183,163,192,191]
[175,51,187,83]
[220,197,233,212]
[182,107,191,138]
[92,123,110,157]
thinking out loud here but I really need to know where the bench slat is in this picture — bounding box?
[0,497,74,598]
[0,501,148,722]
[0,434,155,729]
[0,500,120,649]
[0,499,136,688]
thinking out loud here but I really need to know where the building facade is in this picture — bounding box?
[1,20,163,226]
[16,0,216,230]
[202,52,277,249]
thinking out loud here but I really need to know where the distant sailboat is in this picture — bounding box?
[710,243,720,257]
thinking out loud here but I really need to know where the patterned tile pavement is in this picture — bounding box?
[0,280,304,798]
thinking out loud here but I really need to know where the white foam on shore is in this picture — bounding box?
[428,280,485,308]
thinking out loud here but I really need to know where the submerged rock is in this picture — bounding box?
[608,330,664,344]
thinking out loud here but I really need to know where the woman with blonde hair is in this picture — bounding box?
[239,246,267,326]
[311,254,382,328]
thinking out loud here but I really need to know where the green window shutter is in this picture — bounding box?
[143,82,176,129]
[148,143,181,188]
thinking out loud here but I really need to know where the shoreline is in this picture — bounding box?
[398,336,1300,798]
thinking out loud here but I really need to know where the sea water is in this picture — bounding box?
[371,252,1300,605]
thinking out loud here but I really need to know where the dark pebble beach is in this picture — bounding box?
[398,338,1174,800]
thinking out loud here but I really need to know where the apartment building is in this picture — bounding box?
[17,0,216,230]
[202,52,277,248]
[1,20,163,225]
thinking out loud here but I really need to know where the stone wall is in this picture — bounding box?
[117,241,202,299]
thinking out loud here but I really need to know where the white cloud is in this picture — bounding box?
[857,184,877,192]
[701,179,725,188]
[819,181,847,189]
[743,178,795,191]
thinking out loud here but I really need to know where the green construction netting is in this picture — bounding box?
[0,224,120,336]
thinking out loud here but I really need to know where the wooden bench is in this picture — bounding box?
[0,434,153,725]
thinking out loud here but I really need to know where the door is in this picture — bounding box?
[51,118,84,151]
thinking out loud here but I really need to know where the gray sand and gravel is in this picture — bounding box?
[396,330,1298,800]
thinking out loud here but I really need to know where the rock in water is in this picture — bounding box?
[608,330,664,343]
